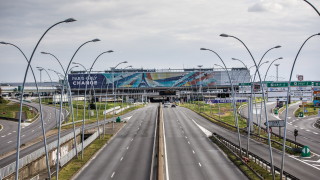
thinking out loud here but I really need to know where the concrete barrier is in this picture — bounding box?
[157,104,165,180]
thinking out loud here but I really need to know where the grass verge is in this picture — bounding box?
[52,134,112,180]
[210,136,276,180]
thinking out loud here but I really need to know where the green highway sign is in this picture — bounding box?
[239,83,251,86]
[313,82,320,86]
[290,81,313,86]
[267,82,288,87]
[301,146,311,157]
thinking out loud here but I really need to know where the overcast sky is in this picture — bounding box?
[0,0,319,83]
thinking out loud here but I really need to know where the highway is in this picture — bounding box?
[74,104,157,180]
[179,106,320,179]
[239,101,320,155]
[163,107,247,180]
[0,100,66,156]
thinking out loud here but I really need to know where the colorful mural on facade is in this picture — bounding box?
[68,70,248,89]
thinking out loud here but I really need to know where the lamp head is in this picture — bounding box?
[0,41,8,45]
[274,45,281,48]
[36,67,44,70]
[64,18,76,23]
[107,50,114,53]
[200,48,207,50]
[123,61,128,63]
[91,38,100,42]
[231,58,238,61]
[220,33,229,37]
[265,61,269,63]
[279,57,283,60]
[317,33,320,35]
[41,51,49,54]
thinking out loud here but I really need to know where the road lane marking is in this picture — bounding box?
[7,141,12,143]
[306,129,310,132]
[131,138,134,141]
[8,133,11,135]
[313,132,318,134]
[294,125,298,128]
[300,127,304,130]
[198,162,202,167]
[22,135,25,137]
[192,150,195,154]
[185,136,187,139]
[111,172,115,178]
[32,130,34,132]
[127,146,129,149]
[1,135,5,137]
[13,131,16,132]
[120,157,123,161]
[188,141,190,144]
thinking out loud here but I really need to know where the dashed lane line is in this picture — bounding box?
[111,172,115,178]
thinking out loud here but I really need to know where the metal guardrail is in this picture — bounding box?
[214,133,299,180]
[0,129,81,179]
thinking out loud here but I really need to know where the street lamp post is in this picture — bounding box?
[0,42,54,179]
[41,52,80,158]
[303,0,320,16]
[55,38,100,179]
[220,33,276,179]
[280,33,320,179]
[274,64,280,81]
[200,48,243,156]
[198,65,203,112]
[1,18,76,180]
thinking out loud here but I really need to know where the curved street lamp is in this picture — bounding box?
[0,42,54,179]
[303,0,320,16]
[55,38,100,179]
[220,33,275,179]
[1,18,76,180]
[280,32,320,178]
[200,48,243,156]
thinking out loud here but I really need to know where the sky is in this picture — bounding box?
[0,0,319,83]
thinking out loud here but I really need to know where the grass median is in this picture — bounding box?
[52,134,112,180]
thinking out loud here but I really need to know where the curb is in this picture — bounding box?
[71,123,125,180]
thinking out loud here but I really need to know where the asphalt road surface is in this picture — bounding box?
[182,106,320,180]
[163,107,247,180]
[74,104,157,180]
[0,100,67,156]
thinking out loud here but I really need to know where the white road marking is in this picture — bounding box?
[111,172,115,178]
[32,130,34,132]
[188,141,190,144]
[7,132,12,135]
[300,127,304,130]
[131,138,134,141]
[7,141,12,143]
[192,150,195,154]
[127,146,129,150]
[185,136,187,139]
[198,162,202,167]
[313,132,318,135]
[22,135,25,137]
[12,131,16,132]
[1,135,5,137]
[120,157,123,161]
[294,125,298,128]
[306,129,310,132]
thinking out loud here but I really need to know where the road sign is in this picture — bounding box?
[268,91,288,97]
[239,83,251,86]
[264,120,285,127]
[268,98,287,102]
[290,81,313,86]
[313,81,320,86]
[290,86,312,91]
[267,82,288,87]
[267,87,288,92]
[301,146,311,157]
[290,92,313,97]
[297,75,303,81]
[291,97,312,101]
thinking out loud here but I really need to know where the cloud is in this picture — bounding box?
[248,0,299,13]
